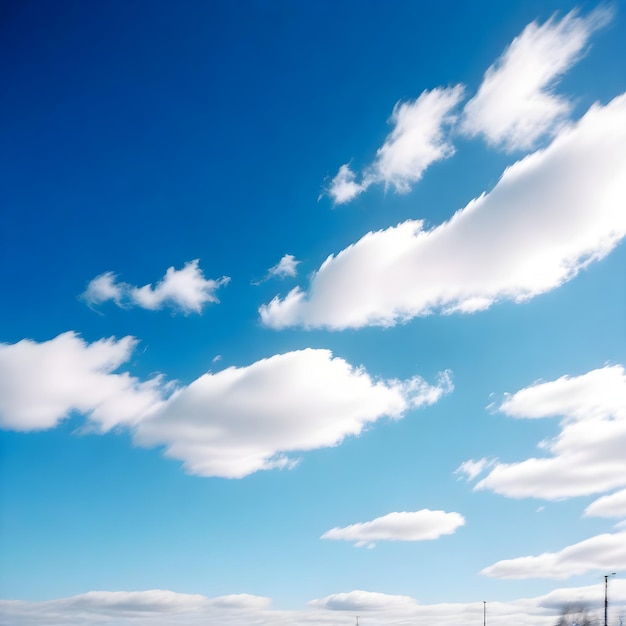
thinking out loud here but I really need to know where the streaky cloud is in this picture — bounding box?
[461,6,612,151]
[328,86,464,204]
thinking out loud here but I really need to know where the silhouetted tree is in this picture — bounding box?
[556,604,595,626]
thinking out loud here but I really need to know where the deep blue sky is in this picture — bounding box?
[1,2,625,625]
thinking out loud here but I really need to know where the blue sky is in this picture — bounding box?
[1,1,625,624]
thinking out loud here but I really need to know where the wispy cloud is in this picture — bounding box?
[263,94,626,329]
[328,86,464,204]
[83,260,229,314]
[455,458,494,481]
[253,254,301,284]
[482,530,626,579]
[474,365,626,500]
[461,7,611,151]
[0,333,452,478]
[321,509,465,547]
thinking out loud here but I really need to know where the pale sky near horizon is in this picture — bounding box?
[1,1,625,625]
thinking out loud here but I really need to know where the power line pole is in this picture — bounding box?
[483,601,486,626]
[605,573,616,626]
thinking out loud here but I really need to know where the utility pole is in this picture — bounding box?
[483,601,486,626]
[605,573,616,626]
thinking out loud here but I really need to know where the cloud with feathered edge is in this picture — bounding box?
[0,332,452,479]
[83,260,229,314]
[263,94,626,330]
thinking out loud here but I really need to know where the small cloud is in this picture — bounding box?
[454,458,493,481]
[253,254,301,285]
[82,260,229,315]
[212,355,222,363]
[328,86,465,204]
[328,164,368,204]
[267,254,300,279]
[321,509,465,547]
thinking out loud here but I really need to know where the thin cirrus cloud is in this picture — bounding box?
[460,365,626,500]
[460,7,611,151]
[481,530,626,579]
[82,259,230,314]
[321,509,465,548]
[328,86,465,204]
[0,332,452,479]
[262,94,626,330]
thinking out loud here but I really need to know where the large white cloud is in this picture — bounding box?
[0,333,451,478]
[263,94,626,330]
[482,531,626,579]
[3,584,625,626]
[472,365,626,500]
[328,86,464,204]
[133,351,452,478]
[0,332,163,432]
[321,509,465,547]
[83,260,230,314]
[461,7,611,151]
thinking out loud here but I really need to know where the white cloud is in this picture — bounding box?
[475,365,626,499]
[482,530,626,579]
[454,458,493,481]
[82,271,124,306]
[461,7,611,151]
[0,332,164,432]
[133,353,453,478]
[328,164,368,204]
[0,333,451,478]
[4,583,626,626]
[309,589,418,612]
[83,260,229,314]
[328,86,464,204]
[585,489,626,519]
[0,590,271,626]
[263,94,626,329]
[268,254,300,278]
[321,509,465,547]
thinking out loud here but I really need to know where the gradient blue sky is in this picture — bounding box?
[1,1,625,625]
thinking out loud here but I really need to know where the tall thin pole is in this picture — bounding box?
[483,601,486,626]
[605,573,616,626]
